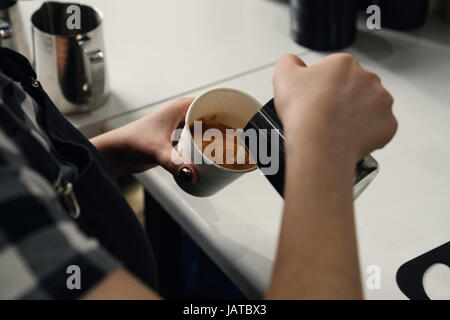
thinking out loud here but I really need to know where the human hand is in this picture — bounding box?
[273,53,398,163]
[91,97,197,183]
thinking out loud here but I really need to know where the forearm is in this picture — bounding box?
[267,129,363,300]
[90,131,125,176]
[83,269,161,300]
[90,130,151,177]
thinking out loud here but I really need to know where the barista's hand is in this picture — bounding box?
[90,97,197,183]
[268,54,397,300]
[273,53,397,163]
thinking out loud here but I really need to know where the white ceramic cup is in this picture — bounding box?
[175,88,262,197]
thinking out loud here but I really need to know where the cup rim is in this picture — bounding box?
[31,1,104,38]
[185,88,260,174]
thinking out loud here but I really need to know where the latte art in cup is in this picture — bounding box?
[190,117,256,170]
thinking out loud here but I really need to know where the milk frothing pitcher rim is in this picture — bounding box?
[31,1,104,38]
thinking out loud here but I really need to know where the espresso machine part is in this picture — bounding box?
[0,0,31,60]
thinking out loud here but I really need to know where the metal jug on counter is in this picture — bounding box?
[0,0,31,60]
[31,1,108,115]
[242,99,379,199]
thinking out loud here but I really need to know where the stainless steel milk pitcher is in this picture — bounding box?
[31,1,108,114]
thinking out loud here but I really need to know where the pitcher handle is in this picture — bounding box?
[76,35,106,105]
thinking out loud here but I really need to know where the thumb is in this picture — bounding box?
[276,53,307,72]
[157,146,198,184]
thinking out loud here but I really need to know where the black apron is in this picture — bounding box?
[0,47,158,289]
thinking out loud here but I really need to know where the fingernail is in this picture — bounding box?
[179,167,193,183]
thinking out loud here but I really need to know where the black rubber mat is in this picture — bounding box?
[396,241,450,300]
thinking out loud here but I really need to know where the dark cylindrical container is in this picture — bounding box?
[290,0,358,51]
[0,0,17,10]
[358,0,373,10]
[242,99,379,198]
[373,0,430,30]
[443,0,450,24]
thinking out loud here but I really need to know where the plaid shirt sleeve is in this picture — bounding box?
[0,132,121,300]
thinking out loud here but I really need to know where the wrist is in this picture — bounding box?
[91,130,130,175]
[91,130,122,156]
[284,123,358,175]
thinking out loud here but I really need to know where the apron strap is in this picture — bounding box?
[0,50,81,219]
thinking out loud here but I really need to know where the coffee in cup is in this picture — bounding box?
[189,117,256,171]
[175,88,261,197]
